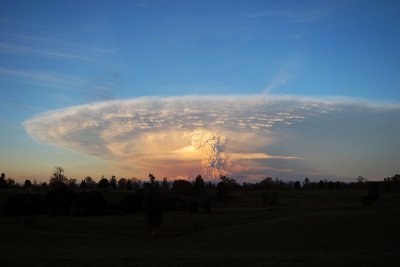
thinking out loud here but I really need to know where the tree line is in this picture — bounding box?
[1,167,399,235]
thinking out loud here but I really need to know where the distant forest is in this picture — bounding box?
[1,167,399,235]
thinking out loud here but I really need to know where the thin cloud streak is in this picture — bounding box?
[0,42,99,63]
[0,67,120,101]
[242,3,341,24]
[0,32,116,54]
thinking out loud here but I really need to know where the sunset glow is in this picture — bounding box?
[1,0,400,182]
[23,95,400,181]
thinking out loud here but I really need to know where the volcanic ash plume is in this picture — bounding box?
[185,130,228,178]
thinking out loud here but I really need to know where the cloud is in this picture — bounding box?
[263,68,292,93]
[0,67,121,101]
[242,2,341,24]
[24,95,400,180]
[0,42,97,63]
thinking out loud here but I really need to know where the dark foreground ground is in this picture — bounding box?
[1,190,399,266]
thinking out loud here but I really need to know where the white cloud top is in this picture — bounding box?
[24,95,400,180]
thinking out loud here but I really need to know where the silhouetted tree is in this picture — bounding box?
[217,176,228,202]
[109,176,117,189]
[193,175,205,194]
[172,179,194,195]
[80,180,86,190]
[83,176,96,190]
[128,178,141,190]
[126,180,133,191]
[0,173,6,188]
[49,166,68,188]
[357,176,367,183]
[294,181,301,190]
[259,177,274,190]
[24,179,32,188]
[383,174,400,192]
[68,179,78,190]
[143,186,164,237]
[118,178,127,189]
[98,177,110,189]
[6,177,16,188]
[161,177,169,190]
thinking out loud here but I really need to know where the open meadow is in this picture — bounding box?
[1,189,399,267]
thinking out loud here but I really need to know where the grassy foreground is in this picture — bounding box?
[0,190,399,267]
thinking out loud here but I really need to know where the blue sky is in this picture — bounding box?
[1,0,400,182]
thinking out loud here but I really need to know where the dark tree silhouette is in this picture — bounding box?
[161,177,169,190]
[109,176,117,189]
[6,177,16,187]
[216,176,228,202]
[0,173,6,188]
[24,179,32,188]
[49,167,68,188]
[68,179,78,190]
[143,178,164,237]
[193,175,205,194]
[118,178,127,189]
[98,177,110,189]
[126,180,133,191]
[149,173,156,186]
[83,176,96,190]
[303,178,310,189]
[294,181,301,190]
[318,180,325,190]
[172,180,194,195]
[80,180,86,190]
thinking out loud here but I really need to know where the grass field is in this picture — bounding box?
[1,189,399,266]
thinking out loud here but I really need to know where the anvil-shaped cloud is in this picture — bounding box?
[24,95,400,180]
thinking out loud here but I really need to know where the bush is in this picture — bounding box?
[172,180,194,195]
[45,185,74,215]
[3,193,45,215]
[143,188,164,235]
[121,190,145,213]
[72,191,106,216]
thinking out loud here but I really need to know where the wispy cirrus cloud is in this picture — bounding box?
[0,32,116,54]
[0,42,98,63]
[0,67,121,101]
[23,95,400,181]
[242,2,341,24]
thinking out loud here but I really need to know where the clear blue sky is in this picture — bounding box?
[1,0,400,181]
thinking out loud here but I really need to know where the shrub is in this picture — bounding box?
[3,193,45,215]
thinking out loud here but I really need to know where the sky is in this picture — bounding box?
[1,0,400,182]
